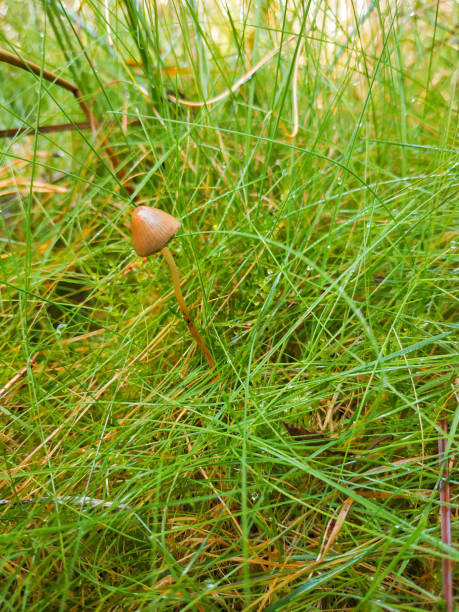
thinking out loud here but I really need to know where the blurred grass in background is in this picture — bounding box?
[0,0,457,609]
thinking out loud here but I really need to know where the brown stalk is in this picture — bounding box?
[0,121,91,139]
[0,47,95,130]
[0,118,143,140]
[161,246,215,369]
[0,48,81,94]
[0,47,131,191]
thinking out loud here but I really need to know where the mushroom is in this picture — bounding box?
[131,206,215,369]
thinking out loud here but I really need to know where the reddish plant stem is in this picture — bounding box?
[0,47,132,193]
[0,121,91,139]
[438,418,453,612]
[0,47,95,129]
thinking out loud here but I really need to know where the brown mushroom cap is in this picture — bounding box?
[131,206,181,256]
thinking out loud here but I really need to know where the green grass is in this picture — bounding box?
[0,1,457,610]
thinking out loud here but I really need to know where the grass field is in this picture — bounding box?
[0,1,457,609]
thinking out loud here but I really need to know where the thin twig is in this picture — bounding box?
[0,121,91,139]
[0,48,81,95]
[0,47,133,192]
[0,118,144,140]
[167,34,297,108]
[0,47,95,130]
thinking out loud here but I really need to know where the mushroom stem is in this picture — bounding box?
[161,246,215,369]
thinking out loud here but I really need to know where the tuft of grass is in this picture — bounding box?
[0,1,457,610]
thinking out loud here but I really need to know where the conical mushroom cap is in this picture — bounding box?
[131,206,181,256]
